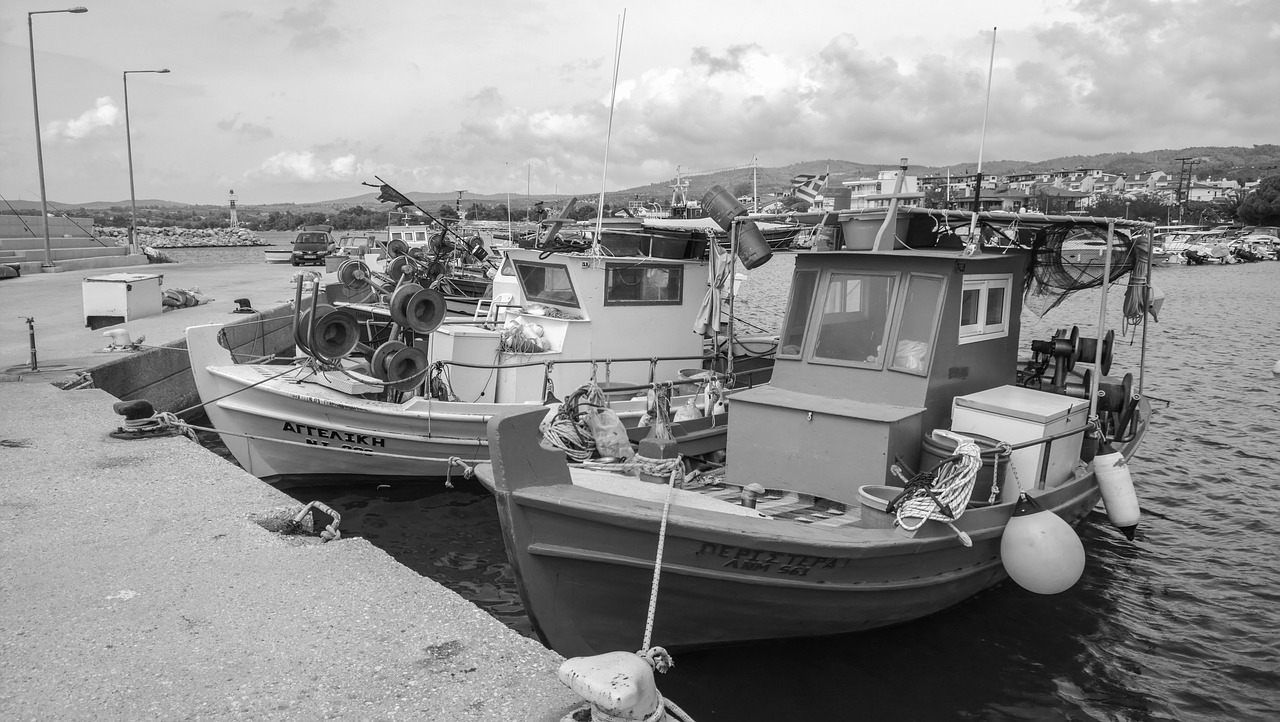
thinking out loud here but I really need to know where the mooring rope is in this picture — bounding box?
[173,419,477,477]
[893,430,981,546]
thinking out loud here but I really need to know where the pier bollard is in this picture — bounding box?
[557,651,675,722]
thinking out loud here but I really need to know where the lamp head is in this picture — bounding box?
[69,6,88,12]
[157,68,170,73]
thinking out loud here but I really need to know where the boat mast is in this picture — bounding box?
[965,27,998,255]
[593,10,626,253]
[752,155,758,213]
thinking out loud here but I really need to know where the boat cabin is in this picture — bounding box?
[429,248,710,403]
[727,233,1027,506]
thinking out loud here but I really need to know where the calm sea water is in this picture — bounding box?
[195,252,1280,721]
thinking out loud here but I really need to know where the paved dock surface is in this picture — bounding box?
[0,379,581,719]
[0,259,310,383]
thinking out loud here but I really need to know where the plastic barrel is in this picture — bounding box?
[920,431,1009,505]
[701,185,746,231]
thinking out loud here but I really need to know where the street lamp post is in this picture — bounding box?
[124,68,170,256]
[27,6,88,270]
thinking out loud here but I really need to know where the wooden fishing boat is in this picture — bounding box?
[476,203,1159,657]
[187,237,770,486]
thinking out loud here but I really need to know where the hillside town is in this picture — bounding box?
[764,165,1259,218]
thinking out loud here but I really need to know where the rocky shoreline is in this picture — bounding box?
[96,226,269,248]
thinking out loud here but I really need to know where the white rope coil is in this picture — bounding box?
[895,430,981,545]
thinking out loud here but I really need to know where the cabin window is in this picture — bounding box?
[779,270,818,356]
[514,261,580,308]
[889,274,945,375]
[603,263,683,306]
[812,272,898,367]
[390,231,405,241]
[959,274,1011,344]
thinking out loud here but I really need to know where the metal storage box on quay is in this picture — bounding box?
[81,272,164,328]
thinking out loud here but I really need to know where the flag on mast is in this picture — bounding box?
[793,173,829,203]
[375,184,415,208]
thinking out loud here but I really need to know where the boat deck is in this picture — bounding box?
[680,473,862,528]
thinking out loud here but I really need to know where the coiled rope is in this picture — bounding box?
[892,430,981,546]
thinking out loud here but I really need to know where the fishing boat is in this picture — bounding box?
[476,203,1157,657]
[186,222,772,486]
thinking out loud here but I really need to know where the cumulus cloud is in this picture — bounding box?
[47,97,120,142]
[217,114,274,141]
[278,0,344,52]
[252,150,363,182]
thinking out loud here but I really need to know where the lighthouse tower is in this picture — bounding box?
[229,189,238,228]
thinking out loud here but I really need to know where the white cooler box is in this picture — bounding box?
[951,385,1089,499]
[82,272,164,328]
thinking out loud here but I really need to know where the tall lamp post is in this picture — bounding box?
[28,6,88,270]
[123,67,170,255]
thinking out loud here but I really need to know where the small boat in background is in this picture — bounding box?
[263,247,293,263]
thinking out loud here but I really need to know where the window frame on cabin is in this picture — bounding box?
[808,270,900,369]
[958,273,1012,344]
[887,272,947,376]
[602,262,684,306]
[513,260,581,308]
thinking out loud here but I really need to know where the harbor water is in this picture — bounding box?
[191,250,1280,720]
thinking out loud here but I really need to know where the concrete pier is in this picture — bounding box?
[0,260,583,720]
[1,259,305,405]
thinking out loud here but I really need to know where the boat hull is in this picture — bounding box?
[186,323,730,485]
[481,404,1146,657]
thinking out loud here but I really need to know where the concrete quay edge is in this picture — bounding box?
[0,381,581,721]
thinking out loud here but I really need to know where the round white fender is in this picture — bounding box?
[1001,493,1086,594]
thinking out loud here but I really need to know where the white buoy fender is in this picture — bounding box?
[1272,359,1280,377]
[1093,441,1141,540]
[1001,493,1086,594]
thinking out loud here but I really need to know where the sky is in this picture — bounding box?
[1,0,1277,207]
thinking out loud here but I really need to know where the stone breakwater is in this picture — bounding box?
[96,226,268,248]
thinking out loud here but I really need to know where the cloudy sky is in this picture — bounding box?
[1,0,1276,206]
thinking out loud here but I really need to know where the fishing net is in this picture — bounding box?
[1021,222,1140,317]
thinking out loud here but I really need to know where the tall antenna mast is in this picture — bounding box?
[593,9,627,251]
[965,27,997,255]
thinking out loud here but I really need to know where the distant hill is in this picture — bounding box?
[5,145,1277,213]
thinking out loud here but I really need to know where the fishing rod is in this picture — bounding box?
[0,193,39,236]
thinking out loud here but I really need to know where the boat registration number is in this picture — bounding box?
[695,542,845,577]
